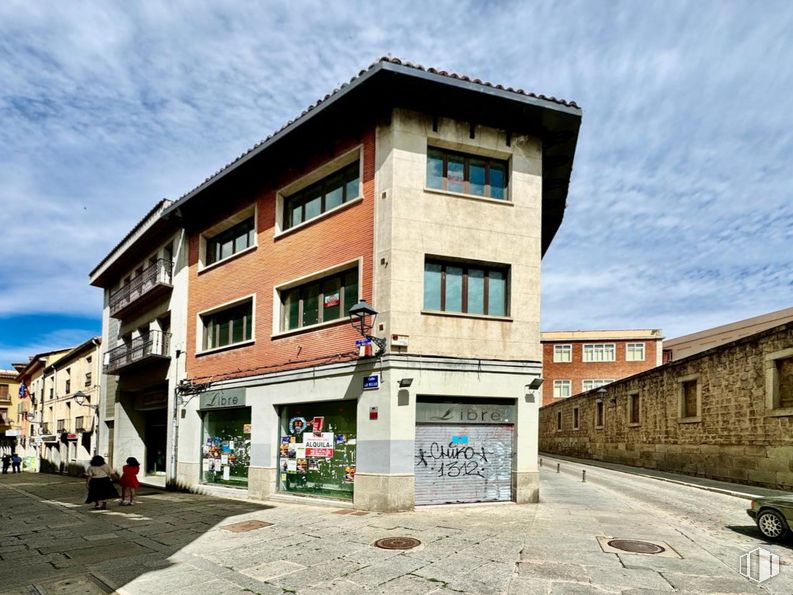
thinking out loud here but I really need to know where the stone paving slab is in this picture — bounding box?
[3,468,793,594]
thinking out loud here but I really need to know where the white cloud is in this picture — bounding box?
[0,0,790,340]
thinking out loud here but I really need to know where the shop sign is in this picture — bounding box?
[362,374,380,390]
[416,402,515,424]
[4,429,19,437]
[304,432,334,457]
[200,388,246,410]
[67,433,78,441]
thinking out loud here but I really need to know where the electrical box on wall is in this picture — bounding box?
[391,334,409,348]
[369,407,378,420]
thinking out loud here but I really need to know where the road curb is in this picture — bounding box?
[540,453,767,500]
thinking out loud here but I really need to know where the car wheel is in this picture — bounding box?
[757,509,789,540]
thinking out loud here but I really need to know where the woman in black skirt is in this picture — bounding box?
[85,455,119,510]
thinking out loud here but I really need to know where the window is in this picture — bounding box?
[202,300,253,351]
[681,379,699,419]
[556,411,562,431]
[427,147,508,199]
[65,380,71,394]
[75,416,85,431]
[284,161,360,230]
[206,217,255,266]
[85,372,92,387]
[424,259,508,316]
[0,384,7,398]
[582,379,614,392]
[595,400,604,428]
[765,349,793,414]
[583,344,616,362]
[280,267,358,332]
[628,393,640,425]
[553,344,572,363]
[626,343,645,361]
[57,419,66,432]
[553,380,572,399]
[573,407,580,430]
[49,387,53,400]
[0,408,7,425]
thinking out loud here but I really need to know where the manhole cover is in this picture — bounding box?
[221,520,273,532]
[607,539,665,554]
[374,537,421,550]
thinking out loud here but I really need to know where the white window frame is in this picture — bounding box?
[553,380,572,399]
[583,343,616,362]
[272,258,363,338]
[196,294,256,356]
[198,204,258,272]
[626,342,646,361]
[553,344,572,363]
[274,146,364,237]
[582,379,614,392]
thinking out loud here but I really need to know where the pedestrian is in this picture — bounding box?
[85,455,119,510]
[11,453,21,473]
[1,453,10,474]
[119,457,141,506]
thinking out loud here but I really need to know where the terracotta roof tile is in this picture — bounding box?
[173,56,578,205]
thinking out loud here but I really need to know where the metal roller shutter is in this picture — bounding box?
[414,424,513,505]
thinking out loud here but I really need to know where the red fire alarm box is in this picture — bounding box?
[369,406,378,420]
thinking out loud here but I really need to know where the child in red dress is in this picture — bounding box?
[119,457,141,506]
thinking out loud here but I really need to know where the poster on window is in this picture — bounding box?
[305,432,334,457]
[323,292,340,308]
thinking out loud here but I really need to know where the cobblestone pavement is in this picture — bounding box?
[1,462,791,594]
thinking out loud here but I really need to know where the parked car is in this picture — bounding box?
[747,496,793,539]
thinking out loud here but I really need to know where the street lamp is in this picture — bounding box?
[73,391,97,409]
[348,299,386,356]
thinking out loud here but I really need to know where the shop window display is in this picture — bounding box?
[279,401,356,499]
[201,408,251,488]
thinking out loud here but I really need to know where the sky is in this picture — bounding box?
[0,1,791,368]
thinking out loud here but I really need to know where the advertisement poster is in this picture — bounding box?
[305,432,334,457]
[222,466,230,481]
[286,459,297,473]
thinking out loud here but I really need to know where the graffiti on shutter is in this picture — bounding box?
[414,424,513,505]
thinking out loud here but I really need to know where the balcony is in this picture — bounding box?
[104,330,170,375]
[109,259,173,319]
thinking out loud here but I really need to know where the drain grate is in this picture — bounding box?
[374,537,421,550]
[607,539,665,554]
[221,519,273,532]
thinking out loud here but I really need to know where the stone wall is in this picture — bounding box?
[539,322,793,490]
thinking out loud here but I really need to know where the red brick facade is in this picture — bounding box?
[186,127,376,381]
[542,338,661,406]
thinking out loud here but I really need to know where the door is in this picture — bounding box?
[414,424,513,505]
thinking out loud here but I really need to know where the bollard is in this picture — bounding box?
[556,463,560,474]
[582,469,586,482]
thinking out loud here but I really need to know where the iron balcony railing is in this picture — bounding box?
[104,330,170,374]
[109,259,173,318]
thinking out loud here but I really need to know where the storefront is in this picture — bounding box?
[278,400,356,500]
[414,398,515,505]
[134,391,168,475]
[199,389,251,488]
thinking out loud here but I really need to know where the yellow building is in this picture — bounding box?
[0,369,21,453]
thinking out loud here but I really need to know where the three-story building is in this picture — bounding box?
[156,58,582,510]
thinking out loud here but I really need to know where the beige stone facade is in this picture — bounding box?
[539,322,793,490]
[37,338,102,468]
[664,305,793,362]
